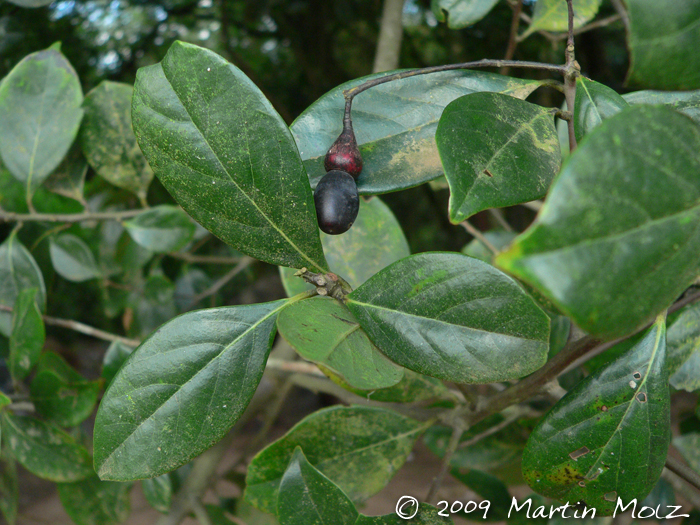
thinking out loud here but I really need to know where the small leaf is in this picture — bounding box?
[81,81,153,200]
[436,92,561,222]
[2,413,93,482]
[57,475,131,525]
[347,253,549,384]
[49,234,102,282]
[524,0,603,36]
[0,456,18,525]
[496,106,700,339]
[339,369,453,405]
[141,474,172,513]
[0,46,84,198]
[94,299,288,481]
[9,287,44,381]
[245,406,425,514]
[431,0,500,28]
[574,77,629,142]
[101,340,135,387]
[521,316,670,516]
[450,468,512,521]
[624,89,700,124]
[129,274,177,339]
[277,447,359,525]
[123,205,195,253]
[174,267,212,311]
[44,140,88,204]
[132,41,327,272]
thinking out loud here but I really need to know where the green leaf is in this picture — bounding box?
[521,316,670,516]
[44,140,88,204]
[277,447,359,525]
[132,41,327,272]
[673,433,700,475]
[93,299,288,481]
[496,105,700,339]
[9,287,44,381]
[436,92,561,222]
[624,89,700,124]
[0,46,83,198]
[665,301,700,392]
[101,340,135,387]
[339,369,454,405]
[574,77,629,142]
[0,392,10,410]
[462,230,518,264]
[57,475,131,525]
[245,406,425,514]
[129,273,177,339]
[81,81,153,201]
[4,0,53,7]
[174,267,212,311]
[431,0,500,28]
[0,456,18,525]
[524,0,603,36]
[0,231,46,337]
[292,70,542,195]
[346,253,549,383]
[2,413,93,482]
[278,297,404,390]
[626,0,700,90]
[354,505,453,525]
[141,474,172,513]
[450,468,512,521]
[123,205,195,253]
[49,233,102,282]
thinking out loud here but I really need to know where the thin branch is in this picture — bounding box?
[167,252,242,265]
[186,256,255,308]
[501,0,524,75]
[563,0,579,152]
[457,406,534,450]
[610,0,630,33]
[665,452,700,494]
[488,209,514,232]
[461,221,499,255]
[663,469,700,509]
[373,0,406,73]
[425,424,464,502]
[0,209,143,223]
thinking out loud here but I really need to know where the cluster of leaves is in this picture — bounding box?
[1,1,700,525]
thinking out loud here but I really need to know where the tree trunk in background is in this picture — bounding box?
[372,0,406,73]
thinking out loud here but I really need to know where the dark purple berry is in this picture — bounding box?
[324,120,363,178]
[314,170,359,235]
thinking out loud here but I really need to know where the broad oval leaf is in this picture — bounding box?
[93,299,288,481]
[277,297,404,390]
[574,77,628,142]
[57,475,131,525]
[123,205,195,253]
[292,70,542,195]
[624,89,700,124]
[245,405,425,514]
[521,316,670,516]
[338,369,454,405]
[431,0,500,28]
[49,234,102,282]
[81,81,153,201]
[2,413,94,482]
[132,41,327,272]
[523,0,603,36]
[496,106,700,339]
[9,287,44,381]
[436,92,561,222]
[0,46,83,197]
[346,253,550,384]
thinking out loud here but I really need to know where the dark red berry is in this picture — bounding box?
[314,170,359,235]
[324,120,363,178]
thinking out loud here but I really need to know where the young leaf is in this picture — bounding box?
[44,140,88,204]
[49,233,102,282]
[523,0,603,37]
[277,297,404,390]
[497,106,700,339]
[624,89,700,124]
[245,406,425,514]
[0,456,18,525]
[101,340,135,387]
[93,299,288,481]
[0,232,46,337]
[132,41,327,272]
[431,0,500,28]
[141,474,173,513]
[346,253,549,384]
[574,77,629,142]
[521,316,670,516]
[123,205,195,253]
[9,287,44,381]
[57,475,131,525]
[292,71,542,195]
[277,447,359,525]
[2,413,93,482]
[0,46,84,198]
[436,92,561,222]
[81,81,153,201]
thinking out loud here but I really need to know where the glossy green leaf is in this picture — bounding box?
[347,253,549,383]
[57,475,131,525]
[278,297,403,390]
[44,140,88,204]
[292,70,541,195]
[0,456,18,525]
[49,233,102,282]
[496,106,700,339]
[624,89,700,124]
[665,301,700,392]
[0,232,46,337]
[673,433,700,475]
[101,340,135,387]
[141,474,172,513]
[9,287,44,381]
[574,77,628,142]
[521,316,670,516]
[132,41,327,272]
[245,406,425,514]
[462,230,518,264]
[123,205,195,253]
[94,299,288,481]
[431,0,500,28]
[81,81,153,201]
[339,369,454,404]
[2,413,93,482]
[626,0,700,90]
[277,447,359,525]
[436,92,560,222]
[523,0,603,36]
[0,46,83,198]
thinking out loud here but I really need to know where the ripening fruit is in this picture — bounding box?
[324,120,363,178]
[314,170,359,235]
